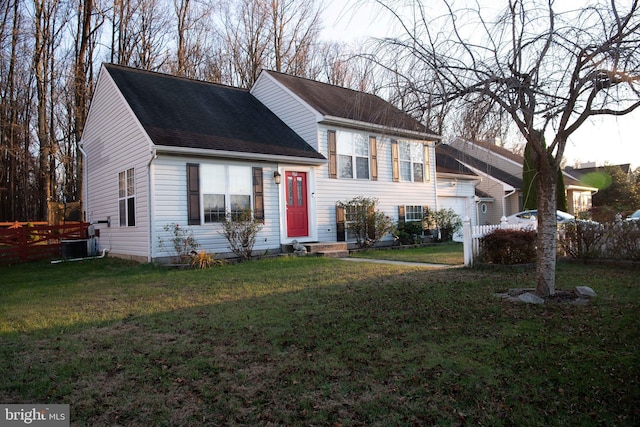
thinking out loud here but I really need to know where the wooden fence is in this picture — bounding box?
[0,222,90,265]
[462,217,537,267]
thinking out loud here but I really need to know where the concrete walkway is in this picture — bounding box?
[338,257,458,269]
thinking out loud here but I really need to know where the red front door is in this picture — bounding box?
[286,171,308,237]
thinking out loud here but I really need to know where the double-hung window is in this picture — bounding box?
[399,141,424,182]
[337,131,370,179]
[201,164,252,223]
[405,205,424,222]
[118,168,135,227]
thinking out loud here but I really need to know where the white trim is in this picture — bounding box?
[278,166,318,244]
[154,145,327,166]
[320,115,441,141]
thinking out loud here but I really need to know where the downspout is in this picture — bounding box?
[79,144,88,221]
[147,148,157,263]
[502,188,516,218]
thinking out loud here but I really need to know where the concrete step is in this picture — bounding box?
[304,242,348,253]
[316,250,349,258]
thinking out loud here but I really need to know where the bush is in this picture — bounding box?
[221,210,263,260]
[425,208,462,242]
[157,223,200,264]
[396,221,424,245]
[337,196,394,248]
[190,250,225,269]
[559,221,605,259]
[603,220,640,261]
[480,229,537,265]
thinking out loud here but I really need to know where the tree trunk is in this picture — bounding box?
[534,151,558,296]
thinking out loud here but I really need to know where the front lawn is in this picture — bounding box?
[350,241,464,265]
[1,257,638,426]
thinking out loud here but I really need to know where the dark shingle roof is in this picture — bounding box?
[435,144,477,176]
[263,70,439,136]
[105,64,325,161]
[442,144,523,189]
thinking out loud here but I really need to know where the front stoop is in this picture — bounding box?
[304,242,348,254]
[281,242,349,258]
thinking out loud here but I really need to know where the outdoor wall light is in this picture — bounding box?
[273,171,281,184]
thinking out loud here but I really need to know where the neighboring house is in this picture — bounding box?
[448,138,597,224]
[434,144,480,226]
[81,65,440,262]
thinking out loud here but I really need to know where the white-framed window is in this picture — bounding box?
[344,204,366,241]
[399,141,424,182]
[118,168,135,227]
[405,205,424,222]
[201,164,252,223]
[337,131,370,179]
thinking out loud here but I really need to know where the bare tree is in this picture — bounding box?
[269,0,321,77]
[372,0,640,296]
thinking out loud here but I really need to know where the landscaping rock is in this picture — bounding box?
[518,292,545,304]
[575,286,597,298]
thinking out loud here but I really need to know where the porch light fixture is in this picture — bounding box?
[273,171,281,184]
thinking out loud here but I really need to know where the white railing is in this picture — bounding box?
[462,216,537,267]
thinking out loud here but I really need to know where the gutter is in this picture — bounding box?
[154,145,327,166]
[79,144,88,220]
[320,115,441,141]
[502,188,516,218]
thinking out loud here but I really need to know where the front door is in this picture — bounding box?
[285,171,308,237]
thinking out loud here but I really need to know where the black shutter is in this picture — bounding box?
[253,167,264,223]
[187,163,200,225]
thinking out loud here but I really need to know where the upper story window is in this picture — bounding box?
[399,141,424,182]
[337,131,370,179]
[118,168,135,227]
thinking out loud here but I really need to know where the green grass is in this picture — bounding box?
[350,241,464,265]
[1,256,638,426]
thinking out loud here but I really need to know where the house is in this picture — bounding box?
[81,65,441,262]
[447,138,597,224]
[434,144,480,227]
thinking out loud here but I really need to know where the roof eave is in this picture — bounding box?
[320,115,441,141]
[436,172,479,181]
[154,145,327,165]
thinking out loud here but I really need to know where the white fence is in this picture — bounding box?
[462,216,537,267]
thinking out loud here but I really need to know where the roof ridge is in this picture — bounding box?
[104,63,249,92]
[263,69,384,98]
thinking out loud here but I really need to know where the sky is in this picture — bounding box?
[320,0,639,170]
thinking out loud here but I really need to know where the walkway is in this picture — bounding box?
[338,257,458,269]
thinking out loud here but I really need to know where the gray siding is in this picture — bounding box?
[251,74,320,150]
[81,67,152,260]
[314,126,438,243]
[152,156,283,259]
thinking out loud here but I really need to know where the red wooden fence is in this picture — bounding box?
[0,222,90,265]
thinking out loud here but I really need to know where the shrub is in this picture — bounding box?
[559,221,605,259]
[480,228,537,265]
[190,250,225,269]
[157,223,200,264]
[396,221,424,245]
[604,220,640,261]
[221,210,263,260]
[425,208,462,242]
[337,196,394,248]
